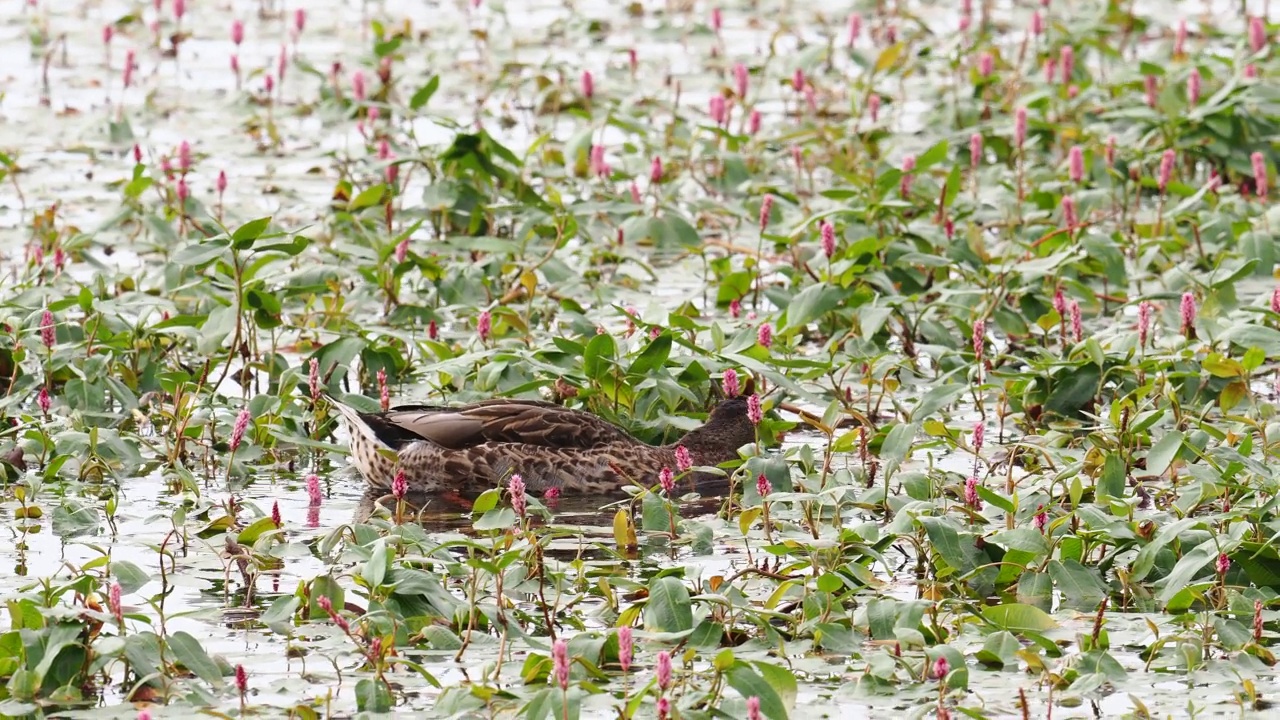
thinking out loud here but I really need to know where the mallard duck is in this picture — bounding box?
[328,395,756,495]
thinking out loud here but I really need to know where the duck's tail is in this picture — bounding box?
[325,395,386,450]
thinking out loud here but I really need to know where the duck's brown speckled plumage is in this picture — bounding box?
[329,396,755,495]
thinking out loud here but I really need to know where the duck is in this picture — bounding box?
[327,394,757,496]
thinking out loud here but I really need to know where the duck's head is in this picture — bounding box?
[683,394,758,459]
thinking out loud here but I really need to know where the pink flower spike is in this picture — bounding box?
[747,393,763,425]
[544,487,560,500]
[509,474,527,517]
[748,109,761,135]
[899,154,916,196]
[757,322,773,349]
[1217,552,1231,576]
[1030,10,1043,36]
[656,650,673,690]
[1043,58,1056,84]
[1014,107,1027,148]
[216,170,228,197]
[1061,196,1077,228]
[109,582,123,624]
[123,50,135,88]
[103,25,113,45]
[229,409,251,452]
[972,422,985,454]
[173,0,185,21]
[618,626,633,672]
[1104,135,1116,167]
[867,94,881,123]
[710,7,722,33]
[972,318,986,360]
[658,698,670,720]
[1069,300,1082,343]
[1252,152,1268,198]
[392,468,408,499]
[234,664,248,694]
[964,477,981,509]
[1144,75,1158,108]
[756,474,772,498]
[580,70,594,100]
[294,9,306,35]
[747,697,762,720]
[658,466,675,494]
[1180,291,1196,338]
[352,70,366,102]
[1250,16,1267,54]
[758,194,774,231]
[271,501,282,527]
[231,19,245,45]
[650,157,663,184]
[1187,68,1201,105]
[792,68,805,92]
[933,656,949,681]
[733,62,748,99]
[820,221,836,258]
[1034,506,1048,532]
[1158,148,1176,193]
[477,310,492,342]
[970,133,983,169]
[675,445,692,473]
[729,299,741,319]
[377,368,390,410]
[1174,20,1187,56]
[309,358,320,402]
[39,309,55,348]
[37,386,51,414]
[1273,288,1280,316]
[1059,45,1074,82]
[978,52,993,78]
[723,368,740,397]
[306,474,323,506]
[847,13,861,46]
[1068,145,1084,183]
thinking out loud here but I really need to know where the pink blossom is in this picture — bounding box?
[544,487,560,500]
[748,109,761,135]
[216,170,228,197]
[37,386,50,414]
[723,368,740,397]
[1104,136,1116,167]
[657,698,670,720]
[306,474,323,506]
[1034,506,1048,532]
[352,71,366,102]
[1187,68,1201,105]
[756,474,772,498]
[1253,152,1268,198]
[675,445,692,473]
[757,322,773,349]
[1174,20,1187,55]
[1271,287,1280,315]
[899,154,916,196]
[1246,64,1259,79]
[392,468,407,499]
[747,393,763,425]
[1014,107,1027,148]
[1250,16,1267,54]
[1053,287,1067,318]
[1061,196,1077,228]
[176,179,189,206]
[173,0,185,20]
[123,50,136,88]
[231,19,245,46]
[709,95,726,126]
[628,49,638,75]
[964,477,981,509]
[477,310,492,341]
[39,309,55,348]
[710,7,722,33]
[820,221,835,258]
[747,696,762,720]
[1069,300,1082,343]
[658,466,675,494]
[580,70,594,100]
[650,157,663,184]
[970,133,983,169]
[1144,75,1158,108]
[308,358,320,402]
[972,318,985,360]
[656,650,673,690]
[109,582,123,624]
[1158,149,1177,193]
[618,626,633,672]
[1030,10,1043,36]
[792,68,805,92]
[972,422,984,454]
[1043,58,1056,84]
[1068,145,1084,183]
[294,9,306,35]
[1138,301,1153,348]
[271,500,282,527]
[848,13,861,46]
[1217,552,1231,576]
[933,656,949,680]
[759,194,773,231]
[509,474,527,517]
[234,664,248,694]
[978,52,993,78]
[1059,45,1074,82]
[733,62,748,99]
[729,299,741,319]
[229,409,250,452]
[1180,292,1196,338]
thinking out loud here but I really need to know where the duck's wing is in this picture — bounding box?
[371,399,636,450]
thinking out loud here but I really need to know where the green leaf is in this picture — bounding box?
[1158,539,1232,605]
[725,662,792,720]
[1049,559,1108,606]
[1098,452,1126,499]
[780,283,843,332]
[981,603,1058,632]
[628,334,671,377]
[349,184,387,212]
[231,217,273,249]
[644,576,693,633]
[110,561,150,595]
[168,631,223,686]
[363,539,389,589]
[355,678,393,713]
[1146,430,1184,477]
[409,75,440,110]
